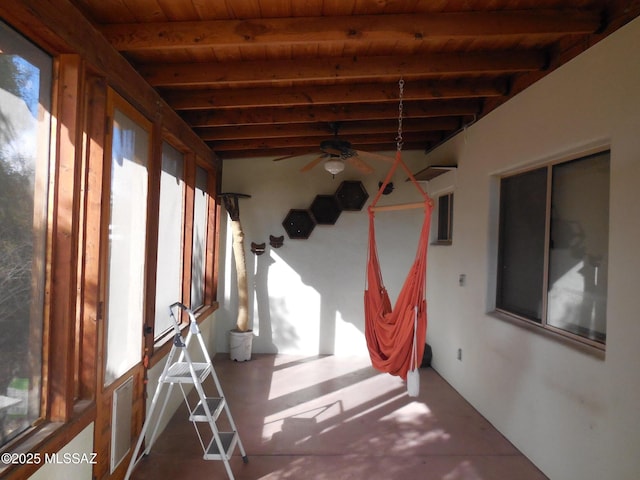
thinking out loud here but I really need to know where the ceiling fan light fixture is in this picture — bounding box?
[324,158,345,176]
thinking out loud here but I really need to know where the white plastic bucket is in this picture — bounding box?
[229,330,253,361]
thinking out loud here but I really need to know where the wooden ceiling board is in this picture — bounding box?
[68,0,640,162]
[226,0,264,19]
[155,0,201,21]
[191,0,235,20]
[290,1,324,17]
[71,0,135,23]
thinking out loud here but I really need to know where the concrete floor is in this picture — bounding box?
[130,354,547,480]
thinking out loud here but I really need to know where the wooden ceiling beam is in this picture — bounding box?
[163,78,507,110]
[181,99,480,127]
[208,131,443,151]
[140,51,546,87]
[195,117,463,141]
[216,142,430,160]
[102,10,601,51]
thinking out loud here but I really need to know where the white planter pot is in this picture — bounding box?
[229,329,253,361]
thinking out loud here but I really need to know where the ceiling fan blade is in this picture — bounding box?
[347,154,374,174]
[320,138,351,156]
[272,154,301,162]
[300,154,327,172]
[323,146,344,156]
[353,149,395,163]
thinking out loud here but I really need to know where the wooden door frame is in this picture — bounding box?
[93,90,154,480]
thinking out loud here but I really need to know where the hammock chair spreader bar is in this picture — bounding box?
[369,201,427,213]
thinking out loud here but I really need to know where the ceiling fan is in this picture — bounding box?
[273,122,393,176]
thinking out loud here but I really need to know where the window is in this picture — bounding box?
[154,142,185,339]
[190,166,209,309]
[104,105,150,386]
[436,192,453,244]
[0,21,51,446]
[0,15,222,478]
[496,150,610,347]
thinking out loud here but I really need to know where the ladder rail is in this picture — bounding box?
[124,341,180,480]
[125,302,248,480]
[197,329,248,459]
[143,310,193,454]
[144,381,176,455]
[178,307,242,464]
[190,309,248,461]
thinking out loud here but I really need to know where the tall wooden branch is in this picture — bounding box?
[221,193,252,332]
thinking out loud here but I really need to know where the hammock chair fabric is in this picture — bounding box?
[365,150,433,381]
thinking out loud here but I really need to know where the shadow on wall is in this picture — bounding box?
[217,152,429,356]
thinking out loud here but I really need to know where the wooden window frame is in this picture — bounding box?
[0,54,98,479]
[0,6,222,476]
[149,139,186,345]
[101,90,155,391]
[144,149,221,366]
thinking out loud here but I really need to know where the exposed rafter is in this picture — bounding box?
[58,0,640,161]
[101,10,601,51]
[139,51,546,87]
[162,78,508,110]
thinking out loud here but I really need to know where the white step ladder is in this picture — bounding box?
[125,302,248,480]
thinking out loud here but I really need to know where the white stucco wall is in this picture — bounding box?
[218,148,429,357]
[28,424,94,480]
[218,16,640,480]
[424,17,640,480]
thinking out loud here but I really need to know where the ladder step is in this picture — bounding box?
[163,362,211,383]
[190,397,225,422]
[204,432,238,461]
[126,303,247,480]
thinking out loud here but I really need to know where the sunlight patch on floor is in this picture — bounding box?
[267,355,372,399]
[443,460,483,480]
[259,355,451,458]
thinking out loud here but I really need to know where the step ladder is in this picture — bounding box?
[125,302,248,480]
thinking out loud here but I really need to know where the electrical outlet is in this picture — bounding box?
[457,348,462,361]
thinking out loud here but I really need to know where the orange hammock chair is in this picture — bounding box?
[364,149,433,381]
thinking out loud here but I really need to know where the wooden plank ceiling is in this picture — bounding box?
[72,0,640,166]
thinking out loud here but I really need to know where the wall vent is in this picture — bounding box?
[111,376,134,473]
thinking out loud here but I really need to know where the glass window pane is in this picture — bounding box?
[104,108,148,386]
[190,166,208,309]
[437,193,453,242]
[547,152,609,343]
[497,167,547,321]
[0,21,51,445]
[154,142,184,338]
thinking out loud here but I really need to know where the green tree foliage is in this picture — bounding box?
[0,155,33,317]
[0,54,36,390]
[0,54,23,96]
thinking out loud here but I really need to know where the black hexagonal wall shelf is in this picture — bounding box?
[335,180,369,211]
[282,209,316,239]
[310,194,342,225]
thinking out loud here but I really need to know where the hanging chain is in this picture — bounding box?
[396,78,404,151]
